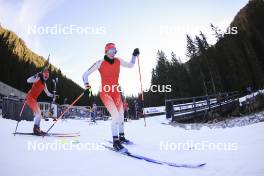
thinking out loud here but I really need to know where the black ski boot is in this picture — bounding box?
[33,125,46,136]
[119,133,133,145]
[113,136,128,153]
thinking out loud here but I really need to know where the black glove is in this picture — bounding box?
[53,94,59,101]
[38,73,45,82]
[34,72,40,78]
[84,84,92,97]
[133,48,140,56]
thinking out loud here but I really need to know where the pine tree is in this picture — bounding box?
[210,24,224,41]
[186,34,197,58]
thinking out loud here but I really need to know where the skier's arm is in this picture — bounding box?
[118,55,137,68]
[27,73,40,83]
[82,60,102,85]
[118,48,140,68]
[44,84,53,97]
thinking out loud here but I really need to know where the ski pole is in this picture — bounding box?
[137,56,146,127]
[14,100,27,136]
[19,100,26,117]
[45,92,85,134]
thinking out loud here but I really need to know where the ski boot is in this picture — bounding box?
[119,133,133,145]
[33,125,46,136]
[113,136,128,153]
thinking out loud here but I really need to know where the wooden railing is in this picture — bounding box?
[165,91,239,121]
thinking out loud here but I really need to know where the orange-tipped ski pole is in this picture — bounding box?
[137,56,146,126]
[45,92,85,134]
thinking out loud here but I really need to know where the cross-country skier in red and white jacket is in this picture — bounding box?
[26,68,53,135]
[82,43,140,152]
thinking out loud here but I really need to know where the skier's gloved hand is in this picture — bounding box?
[84,83,91,89]
[34,73,39,77]
[34,72,41,79]
[84,84,92,97]
[132,48,140,56]
[53,94,59,101]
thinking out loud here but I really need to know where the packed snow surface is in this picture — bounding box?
[0,114,264,176]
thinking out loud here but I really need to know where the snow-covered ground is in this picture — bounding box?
[1,114,264,176]
[239,89,264,105]
[171,111,264,130]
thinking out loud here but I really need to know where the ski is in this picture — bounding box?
[13,132,80,137]
[106,140,134,145]
[102,144,206,168]
[106,140,195,150]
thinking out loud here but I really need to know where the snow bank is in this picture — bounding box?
[171,111,264,130]
[239,89,264,106]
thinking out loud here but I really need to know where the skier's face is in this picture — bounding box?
[43,70,49,80]
[106,48,117,59]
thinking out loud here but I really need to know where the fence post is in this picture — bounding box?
[207,96,211,111]
[193,98,196,113]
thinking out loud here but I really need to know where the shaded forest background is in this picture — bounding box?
[1,0,264,108]
[144,0,264,107]
[0,27,99,105]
